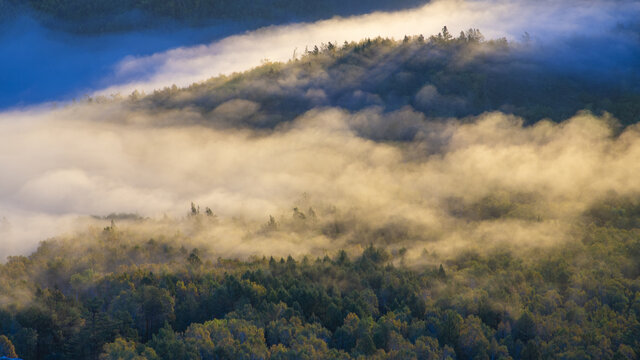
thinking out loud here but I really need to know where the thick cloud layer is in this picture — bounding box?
[1,101,639,261]
[1,0,639,261]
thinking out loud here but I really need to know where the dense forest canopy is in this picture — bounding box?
[0,198,639,359]
[0,28,640,359]
[128,31,640,129]
[0,0,640,356]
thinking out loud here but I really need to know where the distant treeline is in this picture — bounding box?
[0,0,426,32]
[129,30,640,135]
[0,198,639,359]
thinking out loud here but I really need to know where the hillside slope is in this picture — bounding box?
[132,31,640,132]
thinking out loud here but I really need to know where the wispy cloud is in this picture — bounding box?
[1,102,639,260]
[1,0,639,260]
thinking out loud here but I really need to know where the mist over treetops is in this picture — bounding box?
[0,1,640,359]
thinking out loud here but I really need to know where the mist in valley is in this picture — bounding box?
[0,0,639,263]
[1,1,640,359]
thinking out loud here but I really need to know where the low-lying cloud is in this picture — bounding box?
[1,0,639,262]
[1,101,639,261]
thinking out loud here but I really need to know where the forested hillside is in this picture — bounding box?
[0,22,639,360]
[133,30,640,130]
[0,199,639,359]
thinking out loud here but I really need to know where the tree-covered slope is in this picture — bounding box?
[0,25,639,360]
[131,30,640,133]
[0,198,639,359]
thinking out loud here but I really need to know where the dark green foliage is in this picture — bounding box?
[521,340,541,360]
[513,312,536,343]
[439,310,462,348]
[0,198,640,359]
[584,197,640,230]
[130,34,640,135]
[149,323,199,360]
[187,249,202,267]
